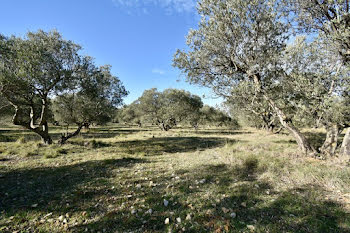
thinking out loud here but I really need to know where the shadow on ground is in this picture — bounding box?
[187,129,251,136]
[0,127,152,142]
[0,158,147,215]
[70,156,350,232]
[1,135,349,232]
[115,137,238,156]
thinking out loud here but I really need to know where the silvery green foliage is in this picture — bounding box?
[199,105,237,127]
[226,82,278,130]
[136,88,203,130]
[53,63,128,127]
[0,30,128,143]
[173,0,348,154]
[0,30,81,109]
[173,0,289,96]
[290,0,350,64]
[281,36,350,128]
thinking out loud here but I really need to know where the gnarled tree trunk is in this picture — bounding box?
[12,105,53,144]
[265,96,315,155]
[320,124,339,156]
[252,74,314,155]
[341,127,350,156]
[59,124,84,145]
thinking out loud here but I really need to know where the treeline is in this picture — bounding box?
[173,0,350,157]
[115,88,238,130]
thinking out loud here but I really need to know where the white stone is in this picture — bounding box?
[163,199,169,207]
[165,218,170,224]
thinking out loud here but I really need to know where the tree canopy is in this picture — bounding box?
[173,0,350,156]
[132,88,203,131]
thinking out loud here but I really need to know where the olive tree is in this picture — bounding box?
[290,0,350,64]
[0,30,81,144]
[160,89,203,130]
[173,0,350,155]
[289,0,350,155]
[53,63,128,144]
[119,103,143,127]
[282,37,350,155]
[173,0,319,154]
[199,105,238,128]
[226,82,279,132]
[136,88,163,126]
[0,30,128,144]
[136,88,203,131]
[0,96,11,117]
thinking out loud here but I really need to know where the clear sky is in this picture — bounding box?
[0,0,223,106]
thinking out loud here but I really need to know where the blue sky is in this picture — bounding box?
[0,0,223,106]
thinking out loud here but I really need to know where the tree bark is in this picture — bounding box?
[59,124,84,145]
[320,124,339,156]
[341,127,350,156]
[251,74,314,155]
[161,123,170,131]
[12,106,52,144]
[265,96,315,155]
[35,124,52,144]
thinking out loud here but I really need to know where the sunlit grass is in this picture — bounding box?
[0,125,349,232]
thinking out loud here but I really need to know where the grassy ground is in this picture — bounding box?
[0,125,350,232]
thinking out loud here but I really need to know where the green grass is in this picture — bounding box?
[0,125,349,232]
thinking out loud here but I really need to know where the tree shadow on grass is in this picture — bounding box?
[71,186,184,232]
[187,129,252,136]
[0,127,152,142]
[69,158,260,232]
[274,139,298,144]
[175,156,265,197]
[304,132,327,150]
[0,158,148,216]
[163,159,350,232]
[195,161,350,233]
[115,137,238,156]
[81,128,153,139]
[6,153,346,232]
[202,183,350,232]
